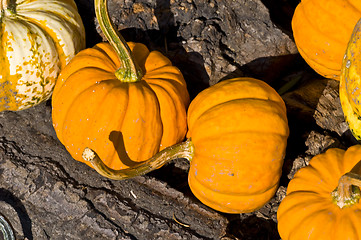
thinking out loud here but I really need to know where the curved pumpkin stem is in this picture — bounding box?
[94,0,143,82]
[0,214,15,240]
[82,139,195,180]
[332,161,361,208]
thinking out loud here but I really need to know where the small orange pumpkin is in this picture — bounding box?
[186,77,289,213]
[52,0,189,170]
[277,145,361,240]
[83,77,289,214]
[292,0,361,80]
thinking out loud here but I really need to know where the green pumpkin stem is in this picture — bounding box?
[94,0,143,82]
[82,139,195,180]
[331,161,361,208]
[0,214,15,240]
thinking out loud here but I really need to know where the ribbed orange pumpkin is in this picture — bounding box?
[292,0,361,80]
[186,77,289,213]
[82,77,289,214]
[277,145,361,240]
[52,0,189,170]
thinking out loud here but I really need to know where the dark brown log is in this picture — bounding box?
[0,103,228,239]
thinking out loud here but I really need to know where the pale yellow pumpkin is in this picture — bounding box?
[0,0,85,111]
[340,18,361,140]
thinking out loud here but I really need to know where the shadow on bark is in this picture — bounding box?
[260,0,299,36]
[0,188,33,240]
[118,0,210,100]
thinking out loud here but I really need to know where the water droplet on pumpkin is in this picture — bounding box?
[346,60,351,68]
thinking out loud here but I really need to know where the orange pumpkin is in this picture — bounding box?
[186,77,289,213]
[277,145,361,240]
[292,0,361,80]
[83,77,289,214]
[52,0,189,170]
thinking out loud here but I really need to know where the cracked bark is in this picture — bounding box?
[91,0,298,97]
[0,102,227,239]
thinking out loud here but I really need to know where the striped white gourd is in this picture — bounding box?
[0,0,85,111]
